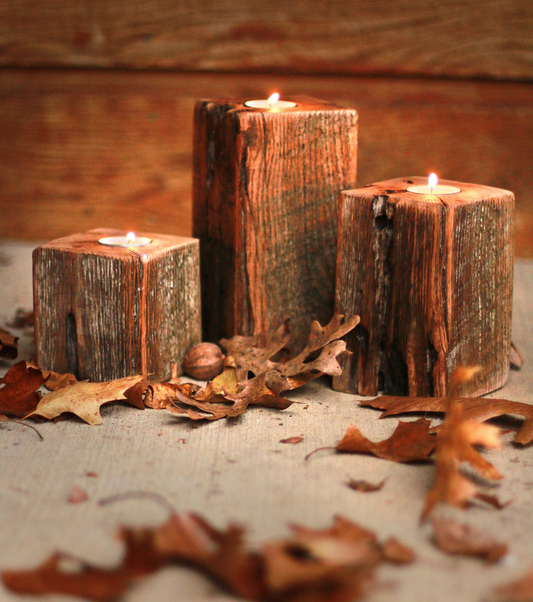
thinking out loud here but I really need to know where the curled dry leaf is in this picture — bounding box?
[0,327,18,359]
[123,381,148,410]
[144,382,183,409]
[0,361,47,417]
[493,565,533,601]
[280,436,304,444]
[68,486,89,504]
[8,309,35,328]
[430,516,508,563]
[1,513,414,602]
[169,314,359,422]
[347,479,386,493]
[510,341,523,370]
[421,367,505,521]
[362,395,533,445]
[27,363,78,392]
[26,375,145,425]
[336,418,436,463]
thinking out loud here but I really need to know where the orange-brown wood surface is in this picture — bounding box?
[1,69,532,256]
[193,98,357,349]
[334,177,514,398]
[33,228,201,382]
[1,1,532,81]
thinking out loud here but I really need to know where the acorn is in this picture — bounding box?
[182,343,225,381]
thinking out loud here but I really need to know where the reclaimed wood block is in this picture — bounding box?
[333,177,514,398]
[33,228,201,382]
[193,97,358,350]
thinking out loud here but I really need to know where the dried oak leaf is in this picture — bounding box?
[26,363,78,392]
[144,382,183,409]
[123,381,148,410]
[2,514,414,602]
[336,418,436,463]
[2,553,134,602]
[169,315,359,421]
[8,309,35,328]
[421,368,505,521]
[362,395,533,445]
[493,565,533,601]
[68,485,89,504]
[0,326,18,359]
[0,361,47,417]
[280,436,304,444]
[262,515,415,601]
[347,479,386,493]
[26,375,145,425]
[2,513,265,602]
[150,513,265,599]
[430,516,508,563]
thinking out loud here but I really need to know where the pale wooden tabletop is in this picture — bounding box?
[1,240,532,602]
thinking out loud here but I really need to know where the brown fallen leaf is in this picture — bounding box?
[26,375,145,425]
[336,419,436,463]
[144,382,183,409]
[170,314,359,421]
[421,367,504,521]
[263,515,416,600]
[510,341,523,370]
[123,381,148,410]
[8,309,35,328]
[280,436,304,444]
[0,361,47,417]
[362,395,533,445]
[380,537,417,565]
[347,479,385,493]
[68,485,89,504]
[430,516,508,563]
[2,513,414,602]
[2,553,135,602]
[493,565,533,601]
[44,372,77,391]
[0,326,18,359]
[26,363,79,392]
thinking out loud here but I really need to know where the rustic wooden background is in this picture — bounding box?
[1,0,532,256]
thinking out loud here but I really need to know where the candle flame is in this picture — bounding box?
[268,93,280,107]
[428,173,438,192]
[126,232,136,245]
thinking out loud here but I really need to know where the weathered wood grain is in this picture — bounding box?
[0,69,532,256]
[193,97,357,349]
[1,0,532,80]
[334,177,514,398]
[33,228,201,382]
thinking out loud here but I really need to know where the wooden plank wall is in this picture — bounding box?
[1,1,532,256]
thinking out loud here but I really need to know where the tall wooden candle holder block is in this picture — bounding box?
[193,97,358,351]
[334,177,514,398]
[33,228,201,382]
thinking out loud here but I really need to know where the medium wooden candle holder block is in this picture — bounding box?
[334,177,514,398]
[33,228,201,382]
[193,97,358,351]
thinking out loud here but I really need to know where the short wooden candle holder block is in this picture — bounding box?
[334,177,514,398]
[193,97,358,351]
[33,228,201,382]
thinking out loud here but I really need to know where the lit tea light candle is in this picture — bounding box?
[245,93,297,110]
[407,173,461,195]
[98,231,152,247]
